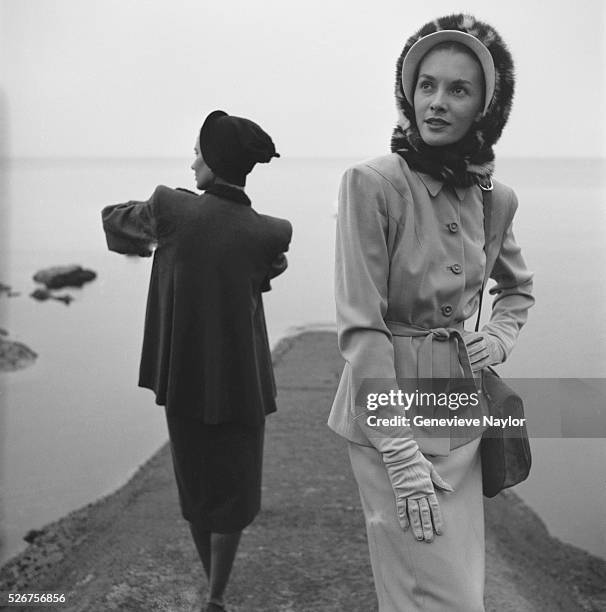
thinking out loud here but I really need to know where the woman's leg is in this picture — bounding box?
[208,531,242,604]
[349,438,485,612]
[189,522,211,578]
[189,523,242,603]
[189,524,242,606]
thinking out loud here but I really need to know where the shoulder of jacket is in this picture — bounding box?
[490,178,519,223]
[345,154,405,180]
[175,187,199,196]
[343,154,413,201]
[152,184,199,200]
[151,186,201,220]
[256,214,293,253]
[259,214,292,236]
[491,179,517,206]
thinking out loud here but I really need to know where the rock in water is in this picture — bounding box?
[54,294,74,305]
[0,338,38,372]
[30,288,74,305]
[30,288,51,301]
[23,529,45,544]
[0,282,19,297]
[33,265,97,289]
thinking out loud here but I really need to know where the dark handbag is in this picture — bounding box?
[479,367,531,497]
[476,183,532,498]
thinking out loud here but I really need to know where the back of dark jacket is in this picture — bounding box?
[102,185,292,424]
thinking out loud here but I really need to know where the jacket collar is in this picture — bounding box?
[416,171,466,201]
[205,183,251,206]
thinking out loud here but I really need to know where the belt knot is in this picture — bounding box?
[430,328,451,341]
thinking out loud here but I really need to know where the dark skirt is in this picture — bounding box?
[165,410,265,533]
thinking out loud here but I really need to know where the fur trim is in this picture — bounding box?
[391,14,515,186]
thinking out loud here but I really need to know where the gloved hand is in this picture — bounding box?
[370,431,454,543]
[355,380,453,542]
[382,439,454,542]
[463,331,504,372]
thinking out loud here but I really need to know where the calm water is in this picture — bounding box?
[0,157,605,564]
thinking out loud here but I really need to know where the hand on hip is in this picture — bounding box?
[463,331,504,372]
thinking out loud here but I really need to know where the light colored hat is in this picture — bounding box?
[401,30,496,116]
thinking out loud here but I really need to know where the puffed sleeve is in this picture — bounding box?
[101,188,160,256]
[335,165,399,411]
[482,190,535,360]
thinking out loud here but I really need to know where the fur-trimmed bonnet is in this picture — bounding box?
[391,14,515,187]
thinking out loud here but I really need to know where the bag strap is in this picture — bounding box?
[474,181,494,333]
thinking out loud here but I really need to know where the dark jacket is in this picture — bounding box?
[102,183,292,424]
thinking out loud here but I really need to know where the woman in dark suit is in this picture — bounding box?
[102,110,292,612]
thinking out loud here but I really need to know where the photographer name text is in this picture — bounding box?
[366,414,526,428]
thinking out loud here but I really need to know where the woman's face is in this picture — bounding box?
[191,136,215,190]
[413,48,484,147]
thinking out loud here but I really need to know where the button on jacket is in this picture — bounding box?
[328,154,534,455]
[102,184,292,424]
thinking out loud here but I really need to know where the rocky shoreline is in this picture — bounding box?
[1,331,605,611]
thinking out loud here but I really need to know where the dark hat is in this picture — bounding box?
[199,110,280,186]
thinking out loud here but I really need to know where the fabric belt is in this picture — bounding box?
[385,320,475,381]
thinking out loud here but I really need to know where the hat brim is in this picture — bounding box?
[401,30,495,116]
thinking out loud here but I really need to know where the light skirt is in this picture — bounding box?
[348,437,485,612]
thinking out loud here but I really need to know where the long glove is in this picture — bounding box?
[384,439,453,542]
[463,331,504,372]
[360,414,454,543]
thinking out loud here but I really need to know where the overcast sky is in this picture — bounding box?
[1,0,604,159]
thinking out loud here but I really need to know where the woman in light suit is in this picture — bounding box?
[328,14,534,611]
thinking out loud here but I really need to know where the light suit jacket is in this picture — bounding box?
[327,154,534,456]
